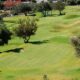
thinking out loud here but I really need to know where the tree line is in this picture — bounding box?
[12,0,65,16]
[0,0,80,10]
[0,0,66,17]
[65,0,80,5]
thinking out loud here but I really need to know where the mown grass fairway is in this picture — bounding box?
[0,6,80,80]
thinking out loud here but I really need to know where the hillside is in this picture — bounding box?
[0,6,80,80]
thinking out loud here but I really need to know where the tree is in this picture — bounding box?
[14,17,38,43]
[0,23,12,45]
[32,0,37,3]
[54,0,65,15]
[48,0,53,3]
[0,15,3,21]
[0,2,4,10]
[77,0,80,5]
[67,0,77,5]
[13,3,32,16]
[64,0,68,4]
[37,1,53,17]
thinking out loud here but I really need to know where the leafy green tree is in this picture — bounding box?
[48,0,53,3]
[54,0,65,15]
[14,17,38,43]
[0,23,12,45]
[13,3,32,16]
[67,0,77,5]
[64,0,68,4]
[32,0,37,3]
[37,1,53,17]
[77,0,80,4]
[0,2,4,10]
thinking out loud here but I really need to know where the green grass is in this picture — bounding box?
[0,6,80,80]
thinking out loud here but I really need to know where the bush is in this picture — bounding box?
[71,36,80,57]
[14,17,38,43]
[0,23,12,45]
[0,11,10,17]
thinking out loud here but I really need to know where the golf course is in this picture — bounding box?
[0,6,80,80]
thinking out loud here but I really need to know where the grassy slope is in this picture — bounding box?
[0,6,80,80]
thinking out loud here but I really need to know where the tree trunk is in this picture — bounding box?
[43,11,46,17]
[46,11,47,16]
[42,11,44,17]
[51,10,52,16]
[24,12,27,16]
[26,36,30,43]
[45,11,46,17]
[59,11,62,15]
[24,36,30,43]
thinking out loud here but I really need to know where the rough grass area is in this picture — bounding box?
[64,14,80,19]
[0,6,80,80]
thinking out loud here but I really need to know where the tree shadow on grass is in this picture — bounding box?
[29,40,49,45]
[0,48,23,54]
[0,40,49,54]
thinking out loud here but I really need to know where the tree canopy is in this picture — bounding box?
[14,17,38,43]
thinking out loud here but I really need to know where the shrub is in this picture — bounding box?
[14,17,38,43]
[0,23,12,45]
[71,36,80,56]
[43,75,49,80]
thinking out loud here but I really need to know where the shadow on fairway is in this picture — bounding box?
[0,48,23,54]
[29,40,49,45]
